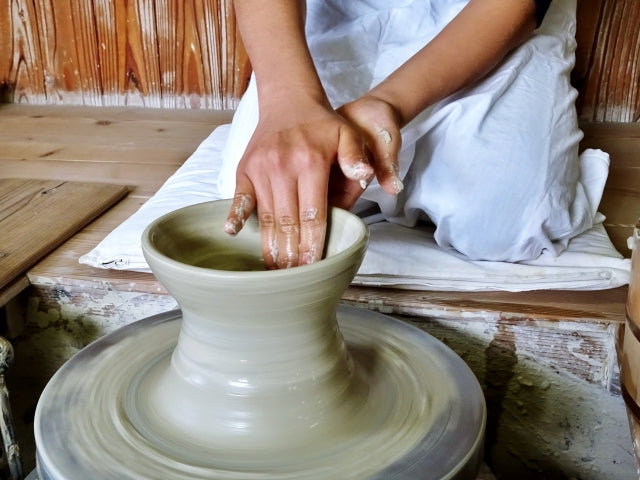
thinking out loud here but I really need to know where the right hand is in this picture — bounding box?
[224,98,375,269]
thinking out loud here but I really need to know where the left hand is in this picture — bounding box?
[337,94,404,198]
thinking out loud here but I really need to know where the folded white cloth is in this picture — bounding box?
[357,219,629,291]
[79,125,630,291]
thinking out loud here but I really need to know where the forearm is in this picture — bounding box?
[369,0,537,127]
[233,0,329,110]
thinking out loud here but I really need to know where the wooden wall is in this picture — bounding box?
[573,0,640,123]
[0,0,251,109]
[0,0,638,120]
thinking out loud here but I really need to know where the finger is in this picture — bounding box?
[336,126,374,190]
[258,205,279,270]
[270,176,301,269]
[369,127,403,195]
[224,176,257,236]
[241,171,278,270]
[231,170,279,270]
[298,168,329,265]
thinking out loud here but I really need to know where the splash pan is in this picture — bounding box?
[35,306,485,480]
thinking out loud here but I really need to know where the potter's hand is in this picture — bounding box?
[224,101,374,269]
[337,95,404,197]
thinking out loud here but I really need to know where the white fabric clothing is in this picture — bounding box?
[219,0,591,262]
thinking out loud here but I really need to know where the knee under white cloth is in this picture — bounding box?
[219,0,592,262]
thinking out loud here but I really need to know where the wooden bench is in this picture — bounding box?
[1,0,639,478]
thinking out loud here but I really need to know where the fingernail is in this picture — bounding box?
[392,175,404,194]
[389,162,403,193]
[224,218,241,235]
[269,239,278,265]
[387,166,403,194]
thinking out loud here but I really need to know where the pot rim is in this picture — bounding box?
[141,200,369,281]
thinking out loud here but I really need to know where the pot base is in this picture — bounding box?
[35,306,485,480]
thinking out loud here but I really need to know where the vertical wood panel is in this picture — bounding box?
[0,0,250,108]
[575,0,640,123]
[224,0,250,101]
[155,0,178,107]
[0,0,46,103]
[33,0,102,104]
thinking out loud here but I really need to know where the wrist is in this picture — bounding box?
[256,77,333,121]
[366,84,421,129]
[257,77,329,110]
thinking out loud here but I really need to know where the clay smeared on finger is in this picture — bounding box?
[224,193,254,235]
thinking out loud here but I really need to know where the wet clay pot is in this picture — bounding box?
[34,200,486,480]
[139,200,371,456]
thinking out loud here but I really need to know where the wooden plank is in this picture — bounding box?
[581,122,640,255]
[625,415,640,477]
[342,285,628,324]
[0,161,177,197]
[0,105,233,197]
[0,130,215,148]
[580,122,640,167]
[0,103,232,122]
[0,105,231,142]
[0,276,29,308]
[0,178,128,291]
[616,245,640,474]
[0,142,201,163]
[0,115,219,136]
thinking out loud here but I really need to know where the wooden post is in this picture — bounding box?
[621,219,640,474]
[0,337,23,480]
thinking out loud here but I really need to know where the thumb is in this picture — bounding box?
[369,126,403,195]
[336,125,374,189]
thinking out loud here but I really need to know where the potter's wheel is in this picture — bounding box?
[35,305,485,480]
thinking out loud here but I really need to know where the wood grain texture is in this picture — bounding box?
[618,246,640,476]
[0,104,231,293]
[0,0,250,109]
[342,285,627,324]
[0,276,29,308]
[0,0,46,103]
[574,0,640,123]
[0,178,128,291]
[580,122,640,256]
[0,103,233,197]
